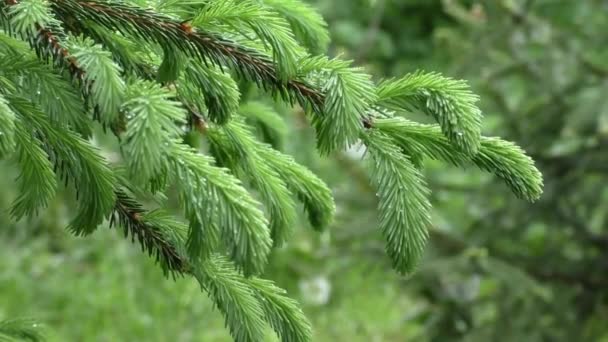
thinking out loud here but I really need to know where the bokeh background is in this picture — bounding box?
[2,0,608,340]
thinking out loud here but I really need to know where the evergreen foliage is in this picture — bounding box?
[0,0,542,340]
[0,319,45,342]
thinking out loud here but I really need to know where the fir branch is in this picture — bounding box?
[200,114,334,232]
[376,71,483,155]
[109,189,190,276]
[0,318,45,342]
[10,122,57,220]
[254,141,335,231]
[362,130,433,275]
[193,0,303,79]
[373,117,544,201]
[4,0,55,36]
[238,101,288,148]
[122,79,187,182]
[193,255,313,342]
[0,33,91,134]
[261,0,330,54]
[193,256,268,342]
[298,56,377,153]
[0,1,546,339]
[170,142,272,276]
[119,82,272,273]
[207,119,298,246]
[0,93,16,156]
[2,0,120,132]
[109,193,311,342]
[246,277,312,342]
[2,0,85,77]
[64,35,126,124]
[50,0,325,111]
[44,0,379,156]
[80,21,150,77]
[181,60,240,125]
[8,95,116,234]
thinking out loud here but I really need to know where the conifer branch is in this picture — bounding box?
[376,71,483,154]
[0,36,91,134]
[7,95,116,234]
[2,0,126,133]
[0,318,45,342]
[253,139,335,230]
[109,189,190,276]
[0,93,16,156]
[238,101,288,147]
[10,122,57,219]
[247,277,312,342]
[207,120,298,247]
[2,0,86,80]
[108,193,312,342]
[181,61,240,125]
[362,130,432,275]
[261,0,330,54]
[50,0,325,111]
[373,117,543,201]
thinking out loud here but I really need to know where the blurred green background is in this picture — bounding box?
[2,0,608,340]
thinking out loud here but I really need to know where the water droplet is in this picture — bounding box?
[36,90,41,95]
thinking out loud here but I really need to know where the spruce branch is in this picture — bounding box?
[247,277,312,342]
[170,142,273,276]
[261,0,330,54]
[122,79,187,182]
[238,101,288,147]
[0,1,545,339]
[181,60,240,125]
[109,189,190,277]
[376,71,483,155]
[192,0,303,79]
[193,256,268,342]
[374,117,543,201]
[64,35,126,124]
[118,81,272,274]
[297,55,377,153]
[362,130,433,275]
[8,95,116,234]
[193,255,313,342]
[197,115,335,232]
[253,140,335,231]
[10,122,58,219]
[0,93,16,156]
[0,36,91,135]
[207,119,298,247]
[0,318,45,342]
[2,0,125,132]
[108,193,312,342]
[1,0,87,81]
[50,0,325,111]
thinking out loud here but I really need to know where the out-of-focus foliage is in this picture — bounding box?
[313,0,455,75]
[0,0,605,341]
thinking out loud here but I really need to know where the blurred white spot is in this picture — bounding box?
[299,275,331,306]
